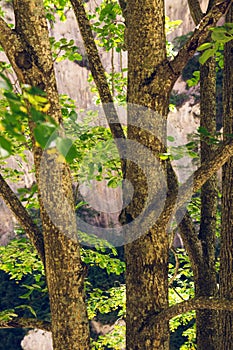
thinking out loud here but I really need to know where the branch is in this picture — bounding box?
[118,0,127,20]
[0,17,15,48]
[118,0,127,12]
[140,297,233,331]
[0,174,45,265]
[188,0,204,25]
[171,0,232,76]
[177,211,203,269]
[176,138,233,210]
[0,317,51,331]
[70,0,125,141]
[207,0,217,13]
[168,247,180,286]
[0,17,27,84]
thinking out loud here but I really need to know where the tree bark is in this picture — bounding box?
[219,4,233,349]
[187,1,219,343]
[181,3,222,347]
[196,55,218,350]
[141,296,233,329]
[124,1,171,348]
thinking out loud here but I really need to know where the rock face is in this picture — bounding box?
[21,329,53,350]
[0,199,15,245]
[0,152,35,244]
[165,0,208,39]
[168,86,200,182]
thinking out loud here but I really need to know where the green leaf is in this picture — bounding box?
[159,153,170,160]
[0,136,12,158]
[199,48,215,64]
[34,123,56,148]
[0,310,18,322]
[107,177,119,188]
[19,290,33,299]
[70,53,82,61]
[197,42,213,51]
[30,107,46,122]
[56,137,78,162]
[188,151,198,158]
[15,304,37,317]
[25,86,46,96]
[167,136,175,142]
[198,126,210,136]
[75,201,88,209]
[0,73,13,91]
[211,30,232,43]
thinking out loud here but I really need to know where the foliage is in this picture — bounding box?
[0,79,124,189]
[0,270,27,350]
[186,24,233,88]
[59,100,123,186]
[91,323,125,350]
[186,70,200,88]
[82,248,125,276]
[169,249,196,349]
[165,17,183,58]
[89,1,125,52]
[0,76,58,157]
[87,12,182,105]
[160,138,199,161]
[88,70,127,105]
[0,230,202,348]
[0,236,44,281]
[198,23,233,66]
[50,37,82,62]
[86,285,125,319]
[43,0,70,22]
[0,231,126,348]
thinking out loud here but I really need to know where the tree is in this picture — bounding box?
[0,1,233,350]
[0,1,90,349]
[187,1,218,348]
[219,3,233,349]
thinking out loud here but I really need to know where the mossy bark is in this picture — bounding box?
[184,2,219,347]
[124,1,172,348]
[219,4,233,349]
[196,57,218,350]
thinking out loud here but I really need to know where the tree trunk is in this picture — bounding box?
[196,56,218,350]
[185,2,219,348]
[219,4,233,349]
[124,1,173,348]
[0,1,90,349]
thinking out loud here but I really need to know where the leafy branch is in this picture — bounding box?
[198,23,233,65]
[171,0,232,77]
[70,0,125,143]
